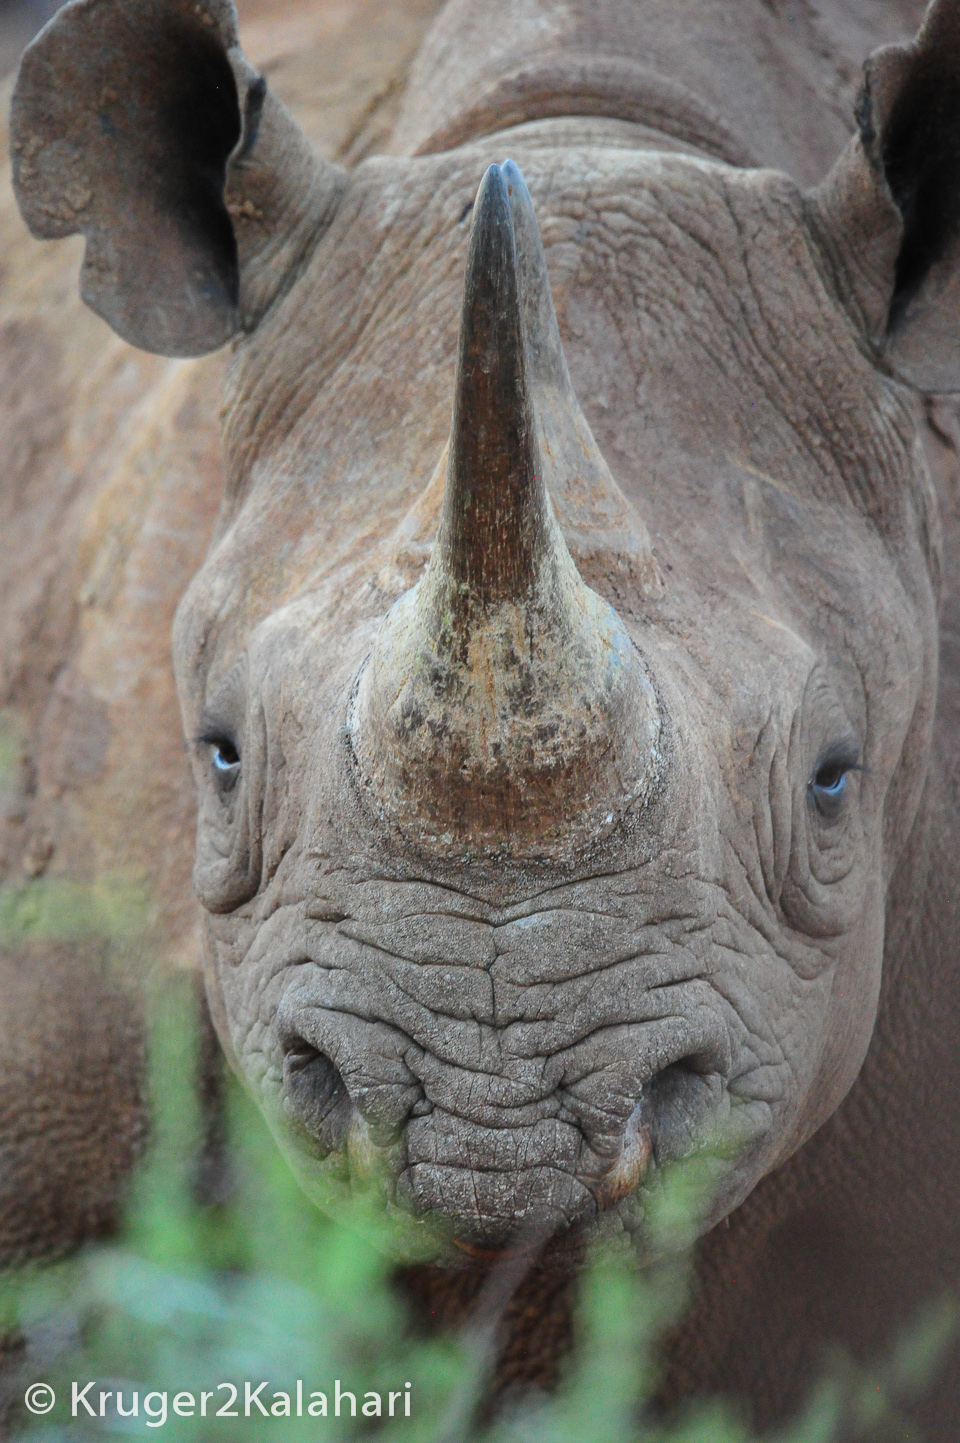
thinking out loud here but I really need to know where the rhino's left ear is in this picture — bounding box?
[10,0,346,356]
[810,0,960,392]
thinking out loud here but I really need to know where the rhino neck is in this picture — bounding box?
[389,0,920,185]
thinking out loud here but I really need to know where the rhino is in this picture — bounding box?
[7,0,960,1428]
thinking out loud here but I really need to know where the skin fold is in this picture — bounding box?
[9,0,960,1430]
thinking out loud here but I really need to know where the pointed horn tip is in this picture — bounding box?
[465,161,538,272]
[474,161,509,214]
[463,163,518,281]
[499,157,526,197]
[470,159,531,226]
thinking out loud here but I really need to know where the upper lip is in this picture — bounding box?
[276,964,732,1242]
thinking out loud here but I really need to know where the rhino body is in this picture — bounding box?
[7,0,960,1428]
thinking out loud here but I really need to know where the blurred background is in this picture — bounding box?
[0,0,59,79]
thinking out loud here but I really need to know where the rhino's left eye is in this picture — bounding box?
[809,746,859,820]
[213,740,240,771]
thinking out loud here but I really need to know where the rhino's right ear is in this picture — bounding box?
[10,0,346,356]
[810,0,960,393]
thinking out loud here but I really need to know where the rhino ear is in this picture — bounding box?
[811,0,960,393]
[10,0,345,357]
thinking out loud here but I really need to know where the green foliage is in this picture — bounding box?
[0,964,956,1441]
[0,874,152,947]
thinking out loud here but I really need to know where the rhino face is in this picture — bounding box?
[13,0,953,1254]
[171,149,934,1253]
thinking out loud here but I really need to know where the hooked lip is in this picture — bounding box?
[270,880,735,1251]
[277,1004,730,1250]
[594,1098,654,1207]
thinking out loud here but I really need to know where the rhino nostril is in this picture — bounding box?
[281,1037,351,1150]
[648,1058,725,1164]
[283,1036,321,1069]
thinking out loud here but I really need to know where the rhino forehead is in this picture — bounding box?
[218,155,857,505]
[180,145,921,688]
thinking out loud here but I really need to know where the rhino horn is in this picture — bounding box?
[351,163,661,855]
[439,162,549,605]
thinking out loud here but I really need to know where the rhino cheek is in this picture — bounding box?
[773,869,888,1168]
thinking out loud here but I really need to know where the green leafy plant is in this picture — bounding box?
[0,942,955,1441]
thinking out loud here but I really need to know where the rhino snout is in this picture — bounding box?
[270,927,734,1249]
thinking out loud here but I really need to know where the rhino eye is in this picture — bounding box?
[213,739,240,770]
[809,746,859,820]
[199,730,241,789]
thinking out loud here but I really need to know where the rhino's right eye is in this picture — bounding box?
[200,730,241,790]
[212,738,240,770]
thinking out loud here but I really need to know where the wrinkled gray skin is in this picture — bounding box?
[194,150,927,1247]
[13,0,960,1426]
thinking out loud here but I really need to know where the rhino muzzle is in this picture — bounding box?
[349,162,662,857]
[271,896,734,1251]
